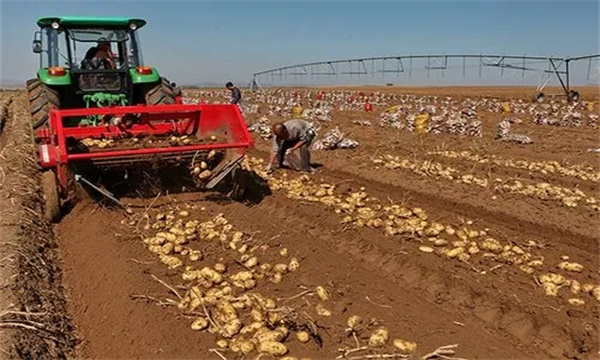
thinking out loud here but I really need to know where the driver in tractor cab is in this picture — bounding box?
[81,40,116,70]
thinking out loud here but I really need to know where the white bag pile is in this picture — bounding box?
[496,119,532,144]
[247,116,272,140]
[312,127,359,150]
[353,120,372,126]
[428,115,445,134]
[302,107,331,122]
[405,114,415,132]
[588,114,599,128]
[561,111,583,127]
[379,106,405,129]
[445,117,467,135]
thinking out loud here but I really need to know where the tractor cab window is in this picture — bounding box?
[67,29,131,70]
[38,28,70,68]
[69,28,129,42]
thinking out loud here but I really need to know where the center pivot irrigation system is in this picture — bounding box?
[250,54,600,102]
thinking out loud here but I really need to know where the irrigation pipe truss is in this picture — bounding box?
[250,53,600,100]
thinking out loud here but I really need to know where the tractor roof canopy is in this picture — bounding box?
[37,16,147,29]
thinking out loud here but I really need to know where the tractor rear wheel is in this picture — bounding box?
[41,171,61,223]
[27,78,61,130]
[145,78,177,105]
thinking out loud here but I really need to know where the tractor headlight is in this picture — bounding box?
[129,22,137,30]
[51,21,60,29]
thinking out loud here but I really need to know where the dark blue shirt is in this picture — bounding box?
[230,87,242,104]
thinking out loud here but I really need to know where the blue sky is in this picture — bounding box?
[1,0,599,86]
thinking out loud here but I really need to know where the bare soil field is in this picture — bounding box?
[0,85,599,360]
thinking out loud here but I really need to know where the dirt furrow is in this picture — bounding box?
[250,146,598,256]
[236,164,599,359]
[57,192,536,360]
[0,93,76,359]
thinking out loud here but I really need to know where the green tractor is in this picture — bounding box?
[26,16,182,130]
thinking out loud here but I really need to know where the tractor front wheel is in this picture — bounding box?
[41,171,61,223]
[27,78,61,130]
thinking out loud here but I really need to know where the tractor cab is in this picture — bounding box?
[30,16,178,123]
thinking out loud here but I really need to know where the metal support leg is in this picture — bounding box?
[549,59,569,95]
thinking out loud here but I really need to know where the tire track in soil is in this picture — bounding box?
[234,169,598,359]
[56,199,221,360]
[0,92,18,356]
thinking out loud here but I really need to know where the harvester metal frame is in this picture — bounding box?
[36,100,254,222]
[37,103,253,193]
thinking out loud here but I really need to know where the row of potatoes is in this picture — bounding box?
[132,202,432,358]
[373,154,598,211]
[244,156,600,307]
[427,150,600,183]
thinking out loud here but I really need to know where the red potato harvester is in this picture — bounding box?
[27,16,255,222]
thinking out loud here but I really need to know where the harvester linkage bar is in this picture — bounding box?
[74,174,124,207]
[205,154,245,190]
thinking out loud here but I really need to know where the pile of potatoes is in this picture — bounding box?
[188,149,224,184]
[244,156,600,305]
[538,271,600,305]
[373,155,599,210]
[344,315,418,355]
[494,179,597,210]
[428,150,600,182]
[139,210,340,358]
[80,137,116,149]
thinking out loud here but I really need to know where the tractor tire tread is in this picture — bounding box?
[28,83,60,130]
[41,171,61,223]
[145,80,176,106]
[26,78,41,92]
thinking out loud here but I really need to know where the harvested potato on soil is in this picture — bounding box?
[347,315,362,330]
[568,298,585,306]
[296,331,310,343]
[393,338,418,353]
[190,318,208,330]
[316,286,330,301]
[419,246,434,253]
[315,304,332,317]
[258,341,288,356]
[558,261,583,272]
[368,327,389,347]
[288,258,300,271]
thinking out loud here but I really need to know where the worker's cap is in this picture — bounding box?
[225,82,234,87]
